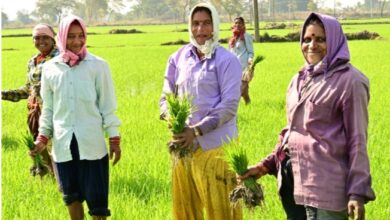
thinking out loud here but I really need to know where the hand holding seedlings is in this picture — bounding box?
[22,133,49,177]
[165,93,193,159]
[171,127,195,149]
[30,140,47,157]
[237,164,269,184]
[225,144,265,210]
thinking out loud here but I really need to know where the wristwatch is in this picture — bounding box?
[193,126,202,137]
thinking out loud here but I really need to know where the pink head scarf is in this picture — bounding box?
[32,23,55,39]
[57,15,87,66]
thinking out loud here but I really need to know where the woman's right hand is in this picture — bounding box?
[29,141,47,157]
[237,164,269,184]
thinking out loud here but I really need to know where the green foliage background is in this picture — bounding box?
[2,21,390,219]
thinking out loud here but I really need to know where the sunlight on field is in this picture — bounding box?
[2,22,390,219]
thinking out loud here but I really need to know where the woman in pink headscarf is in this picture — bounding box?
[31,15,121,220]
[2,23,59,177]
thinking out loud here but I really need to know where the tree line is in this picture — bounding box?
[2,0,389,27]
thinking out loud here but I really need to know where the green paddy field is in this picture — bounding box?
[2,19,390,219]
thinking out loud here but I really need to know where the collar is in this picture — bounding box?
[187,44,216,60]
[52,52,94,65]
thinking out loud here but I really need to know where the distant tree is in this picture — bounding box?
[294,0,308,11]
[2,12,9,26]
[307,0,318,11]
[253,0,260,42]
[35,0,77,23]
[16,10,34,25]
[275,0,289,13]
[165,0,196,22]
[220,0,244,21]
[379,0,388,17]
[287,0,298,19]
[72,1,87,18]
[83,0,108,22]
[108,0,126,13]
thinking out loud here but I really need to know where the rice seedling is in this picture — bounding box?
[165,93,192,159]
[242,55,265,82]
[21,132,49,178]
[224,140,264,210]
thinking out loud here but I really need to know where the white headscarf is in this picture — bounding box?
[189,2,220,59]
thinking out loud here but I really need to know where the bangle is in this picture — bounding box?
[193,126,202,137]
[109,136,120,145]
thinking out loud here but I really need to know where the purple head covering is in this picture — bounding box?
[301,13,350,71]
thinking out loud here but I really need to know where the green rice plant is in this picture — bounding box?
[165,93,192,159]
[243,55,265,82]
[21,132,49,178]
[224,140,264,210]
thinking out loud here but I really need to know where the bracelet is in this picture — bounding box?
[109,136,120,145]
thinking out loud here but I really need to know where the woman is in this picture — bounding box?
[160,3,243,219]
[229,17,254,104]
[239,13,375,220]
[2,23,59,176]
[31,15,121,220]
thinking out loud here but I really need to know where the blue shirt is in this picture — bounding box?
[230,32,254,71]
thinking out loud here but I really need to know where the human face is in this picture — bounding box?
[33,35,54,55]
[66,23,85,54]
[233,18,244,29]
[191,10,213,45]
[302,24,327,65]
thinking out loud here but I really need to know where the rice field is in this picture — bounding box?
[2,20,390,219]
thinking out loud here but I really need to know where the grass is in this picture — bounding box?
[2,21,390,219]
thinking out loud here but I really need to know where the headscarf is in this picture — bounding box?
[189,2,220,59]
[32,23,55,39]
[300,12,350,73]
[57,15,87,66]
[229,17,246,48]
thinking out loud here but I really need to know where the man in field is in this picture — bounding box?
[159,2,243,220]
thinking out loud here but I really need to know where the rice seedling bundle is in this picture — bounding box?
[224,141,264,210]
[242,55,265,82]
[165,93,192,159]
[21,132,49,178]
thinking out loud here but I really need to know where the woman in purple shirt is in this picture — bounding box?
[239,13,375,220]
[159,2,243,220]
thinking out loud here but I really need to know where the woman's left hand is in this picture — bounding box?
[348,200,365,220]
[109,136,121,166]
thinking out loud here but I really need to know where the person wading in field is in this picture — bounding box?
[229,17,254,105]
[30,15,121,220]
[159,2,243,220]
[2,24,59,176]
[239,13,375,220]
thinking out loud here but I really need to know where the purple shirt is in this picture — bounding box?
[160,44,242,150]
[260,13,375,212]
